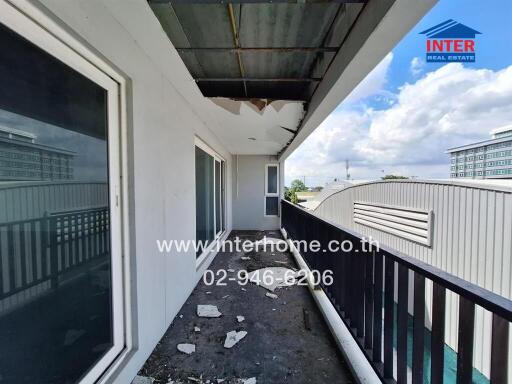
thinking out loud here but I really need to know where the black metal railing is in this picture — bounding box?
[281,199,511,384]
[0,207,110,301]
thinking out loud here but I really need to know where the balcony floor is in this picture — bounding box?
[137,230,354,384]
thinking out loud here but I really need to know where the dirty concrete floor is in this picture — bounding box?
[137,230,354,384]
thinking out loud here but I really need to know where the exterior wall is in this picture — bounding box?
[232,155,280,230]
[313,179,512,378]
[33,1,234,382]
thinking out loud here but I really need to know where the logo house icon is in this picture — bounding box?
[420,19,481,63]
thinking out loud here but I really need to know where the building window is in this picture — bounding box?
[195,139,225,259]
[0,15,124,384]
[265,164,279,216]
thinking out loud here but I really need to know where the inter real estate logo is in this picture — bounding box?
[420,19,481,63]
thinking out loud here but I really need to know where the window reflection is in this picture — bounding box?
[0,23,113,383]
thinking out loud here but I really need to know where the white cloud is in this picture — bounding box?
[410,57,425,76]
[286,63,512,185]
[344,52,393,103]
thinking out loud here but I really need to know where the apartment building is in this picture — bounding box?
[0,126,74,181]
[447,125,512,179]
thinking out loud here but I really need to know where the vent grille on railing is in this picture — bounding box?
[353,202,432,246]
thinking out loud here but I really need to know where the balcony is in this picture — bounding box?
[0,1,510,384]
[136,230,354,384]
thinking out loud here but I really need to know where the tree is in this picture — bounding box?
[284,179,308,203]
[381,175,409,180]
[290,179,307,192]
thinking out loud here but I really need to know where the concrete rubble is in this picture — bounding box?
[197,305,222,318]
[177,343,196,355]
[132,376,155,384]
[223,330,248,348]
[248,267,297,292]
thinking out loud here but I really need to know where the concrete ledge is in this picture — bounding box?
[281,228,381,384]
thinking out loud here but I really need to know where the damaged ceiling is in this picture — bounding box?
[148,0,366,155]
[149,1,365,102]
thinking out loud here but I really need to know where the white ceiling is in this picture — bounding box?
[204,98,305,155]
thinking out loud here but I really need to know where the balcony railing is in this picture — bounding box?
[281,199,511,384]
[0,207,109,301]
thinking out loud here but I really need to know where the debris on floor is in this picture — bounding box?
[132,375,155,384]
[177,343,196,355]
[222,295,230,299]
[227,268,235,273]
[242,378,257,384]
[265,292,278,299]
[224,330,248,348]
[241,256,251,260]
[240,288,247,291]
[248,267,297,292]
[237,315,245,323]
[197,305,222,318]
[303,308,311,331]
[194,326,201,333]
[253,237,287,251]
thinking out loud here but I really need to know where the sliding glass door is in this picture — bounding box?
[0,5,124,384]
[195,140,225,259]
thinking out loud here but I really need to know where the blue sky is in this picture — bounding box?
[285,0,512,187]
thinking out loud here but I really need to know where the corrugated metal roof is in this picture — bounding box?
[149,1,364,101]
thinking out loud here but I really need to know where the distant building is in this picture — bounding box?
[0,126,74,181]
[447,125,512,179]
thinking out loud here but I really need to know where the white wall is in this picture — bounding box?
[33,0,235,382]
[232,155,280,230]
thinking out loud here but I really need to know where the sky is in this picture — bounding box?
[285,0,512,187]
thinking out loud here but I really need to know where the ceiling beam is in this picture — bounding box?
[195,77,322,82]
[176,47,338,53]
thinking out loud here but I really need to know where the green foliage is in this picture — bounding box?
[285,179,308,204]
[290,179,307,192]
[381,175,409,180]
[290,191,298,204]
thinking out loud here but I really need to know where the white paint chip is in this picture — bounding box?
[224,330,247,348]
[177,343,196,355]
[237,315,245,323]
[227,268,235,273]
[194,326,201,333]
[248,267,297,292]
[265,292,278,299]
[197,305,222,318]
[132,376,155,384]
[243,378,257,384]
[241,257,251,260]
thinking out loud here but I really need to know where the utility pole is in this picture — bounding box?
[345,159,350,180]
